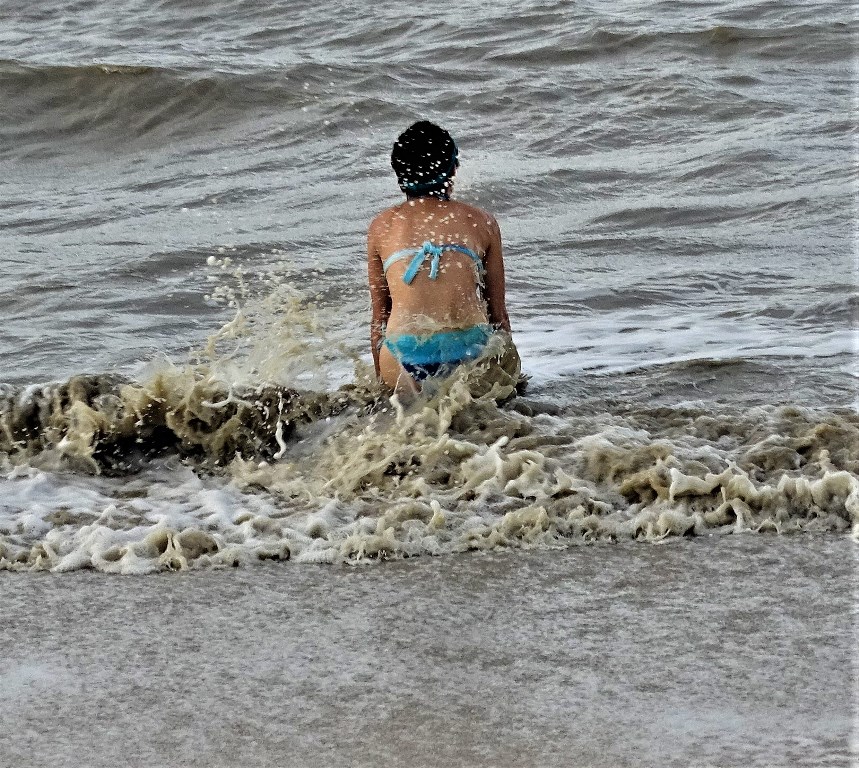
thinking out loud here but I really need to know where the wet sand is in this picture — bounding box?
[1,535,854,768]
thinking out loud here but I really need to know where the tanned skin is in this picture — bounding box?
[367,176,511,393]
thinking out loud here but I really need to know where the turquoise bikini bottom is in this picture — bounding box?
[384,324,492,381]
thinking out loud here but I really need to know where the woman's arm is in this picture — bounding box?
[483,216,511,332]
[367,224,391,377]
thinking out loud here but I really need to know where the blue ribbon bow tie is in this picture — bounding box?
[403,241,444,283]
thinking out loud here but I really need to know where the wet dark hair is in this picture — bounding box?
[391,120,459,197]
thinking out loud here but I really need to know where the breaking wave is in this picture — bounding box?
[1,361,856,573]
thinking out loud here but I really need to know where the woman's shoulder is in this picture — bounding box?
[370,200,417,228]
[451,201,500,232]
[368,205,401,239]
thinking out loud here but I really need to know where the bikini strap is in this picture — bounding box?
[441,244,485,278]
[383,242,484,284]
[383,248,416,273]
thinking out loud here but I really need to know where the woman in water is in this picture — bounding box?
[367,120,519,394]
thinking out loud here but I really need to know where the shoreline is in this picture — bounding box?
[2,535,854,767]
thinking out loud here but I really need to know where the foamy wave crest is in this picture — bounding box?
[0,372,370,471]
[1,369,857,572]
[0,260,374,472]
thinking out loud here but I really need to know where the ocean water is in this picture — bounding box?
[1,0,856,764]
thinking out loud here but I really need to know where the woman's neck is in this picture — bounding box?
[406,191,450,202]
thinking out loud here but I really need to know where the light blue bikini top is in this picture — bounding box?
[383,241,485,285]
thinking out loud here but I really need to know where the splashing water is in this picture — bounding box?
[0,261,857,573]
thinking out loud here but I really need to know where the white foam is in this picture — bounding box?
[2,388,856,572]
[513,310,854,381]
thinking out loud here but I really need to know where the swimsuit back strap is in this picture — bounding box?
[440,244,485,276]
[383,248,415,273]
[383,242,484,284]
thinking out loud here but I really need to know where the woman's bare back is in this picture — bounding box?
[369,197,499,334]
